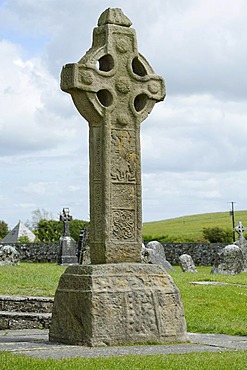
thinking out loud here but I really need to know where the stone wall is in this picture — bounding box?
[0,243,58,263]
[0,242,227,265]
[161,243,226,266]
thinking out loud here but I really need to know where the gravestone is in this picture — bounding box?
[234,221,247,271]
[142,241,175,271]
[49,8,188,346]
[211,244,244,275]
[179,254,197,272]
[57,208,77,265]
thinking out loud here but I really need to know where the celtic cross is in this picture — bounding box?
[235,221,247,242]
[61,8,165,264]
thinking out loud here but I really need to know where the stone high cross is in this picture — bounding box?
[61,8,165,264]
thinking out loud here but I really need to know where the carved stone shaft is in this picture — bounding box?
[61,8,165,264]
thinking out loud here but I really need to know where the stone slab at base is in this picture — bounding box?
[49,263,188,346]
[57,237,78,265]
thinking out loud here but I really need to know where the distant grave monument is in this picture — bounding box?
[179,254,197,272]
[211,244,244,275]
[142,240,175,271]
[234,221,247,271]
[57,208,77,265]
[50,8,188,346]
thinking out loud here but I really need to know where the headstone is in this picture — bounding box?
[49,8,188,346]
[234,221,247,271]
[211,244,244,275]
[142,241,175,271]
[57,208,77,265]
[179,254,197,272]
[0,245,20,265]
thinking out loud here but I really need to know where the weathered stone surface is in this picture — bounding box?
[49,264,188,346]
[179,254,197,272]
[142,241,175,271]
[60,7,165,264]
[50,7,188,347]
[211,245,244,275]
[0,245,20,266]
[57,236,78,265]
[234,221,247,271]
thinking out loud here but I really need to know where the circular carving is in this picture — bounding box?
[80,71,93,85]
[117,113,129,126]
[116,77,131,94]
[116,39,128,53]
[148,81,159,94]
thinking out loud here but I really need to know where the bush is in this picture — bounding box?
[0,220,8,240]
[202,227,233,243]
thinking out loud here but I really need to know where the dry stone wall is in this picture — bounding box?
[161,243,226,266]
[0,243,58,263]
[0,242,227,265]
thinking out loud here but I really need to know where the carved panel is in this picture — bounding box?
[111,184,135,209]
[111,209,135,241]
[111,129,137,182]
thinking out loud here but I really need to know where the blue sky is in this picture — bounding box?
[1,0,247,229]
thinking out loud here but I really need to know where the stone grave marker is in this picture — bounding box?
[235,221,247,271]
[211,244,244,275]
[57,208,77,265]
[49,8,188,346]
[179,254,197,272]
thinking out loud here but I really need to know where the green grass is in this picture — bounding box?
[0,264,247,368]
[169,266,247,336]
[0,263,66,297]
[0,350,247,370]
[142,210,247,240]
[0,264,246,337]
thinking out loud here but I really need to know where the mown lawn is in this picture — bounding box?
[0,263,246,369]
[0,350,247,370]
[169,266,247,336]
[0,263,246,336]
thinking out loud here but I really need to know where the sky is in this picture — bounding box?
[1,0,247,229]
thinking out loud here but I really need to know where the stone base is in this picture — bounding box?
[49,263,188,346]
[59,256,78,265]
[57,236,77,265]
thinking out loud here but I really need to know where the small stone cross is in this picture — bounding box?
[235,221,247,242]
[60,208,72,237]
[61,8,165,263]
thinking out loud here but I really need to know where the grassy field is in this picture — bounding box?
[1,350,247,370]
[0,263,246,369]
[0,263,246,336]
[142,210,247,240]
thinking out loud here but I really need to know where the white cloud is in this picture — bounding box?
[0,0,247,228]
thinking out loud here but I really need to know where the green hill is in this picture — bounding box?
[142,210,247,242]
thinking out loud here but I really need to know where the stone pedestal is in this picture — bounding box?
[49,264,188,346]
[57,236,78,265]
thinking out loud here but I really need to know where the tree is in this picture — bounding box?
[34,219,62,242]
[17,236,31,244]
[26,208,53,230]
[202,227,233,243]
[34,218,89,243]
[0,220,8,240]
